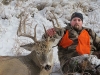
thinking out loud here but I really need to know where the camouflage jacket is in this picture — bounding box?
[57,23,100,71]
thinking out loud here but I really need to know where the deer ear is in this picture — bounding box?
[20,43,34,51]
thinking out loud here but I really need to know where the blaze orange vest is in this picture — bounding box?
[59,30,90,55]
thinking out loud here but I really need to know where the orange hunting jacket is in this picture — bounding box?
[59,29,90,55]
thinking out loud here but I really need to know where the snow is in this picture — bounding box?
[0,0,100,75]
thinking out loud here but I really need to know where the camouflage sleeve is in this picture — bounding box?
[57,46,71,73]
[88,29,100,51]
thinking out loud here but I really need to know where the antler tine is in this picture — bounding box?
[17,16,22,36]
[42,24,47,34]
[51,11,61,28]
[42,24,49,37]
[51,19,56,28]
[48,14,56,29]
[42,24,50,42]
[33,24,37,42]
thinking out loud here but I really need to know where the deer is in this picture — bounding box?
[0,14,56,75]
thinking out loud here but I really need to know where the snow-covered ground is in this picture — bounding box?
[0,0,100,75]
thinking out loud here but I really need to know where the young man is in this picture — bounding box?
[43,12,100,74]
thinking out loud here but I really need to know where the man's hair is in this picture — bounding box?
[71,12,83,22]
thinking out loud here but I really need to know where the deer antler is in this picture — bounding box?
[49,11,65,37]
[42,24,50,42]
[50,11,61,28]
[42,24,47,35]
[17,14,37,42]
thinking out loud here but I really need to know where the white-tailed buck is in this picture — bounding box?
[0,16,55,75]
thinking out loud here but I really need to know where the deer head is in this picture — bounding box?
[17,15,54,71]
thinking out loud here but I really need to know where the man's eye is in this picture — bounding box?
[78,19,81,21]
[73,19,76,21]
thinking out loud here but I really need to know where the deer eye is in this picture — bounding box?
[49,49,52,52]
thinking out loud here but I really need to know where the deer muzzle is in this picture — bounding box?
[44,64,51,71]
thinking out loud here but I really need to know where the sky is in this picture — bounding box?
[0,0,100,75]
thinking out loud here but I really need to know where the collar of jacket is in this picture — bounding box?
[65,23,85,34]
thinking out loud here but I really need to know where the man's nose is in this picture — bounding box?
[75,20,79,23]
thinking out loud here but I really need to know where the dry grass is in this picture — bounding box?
[2,0,12,5]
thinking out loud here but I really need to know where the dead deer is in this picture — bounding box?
[0,16,54,75]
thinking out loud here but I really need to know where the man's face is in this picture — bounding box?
[70,17,83,30]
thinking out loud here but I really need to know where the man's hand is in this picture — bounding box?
[46,28,56,37]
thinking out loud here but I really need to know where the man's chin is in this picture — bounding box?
[74,26,80,30]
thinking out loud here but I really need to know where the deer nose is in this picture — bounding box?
[44,65,51,71]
